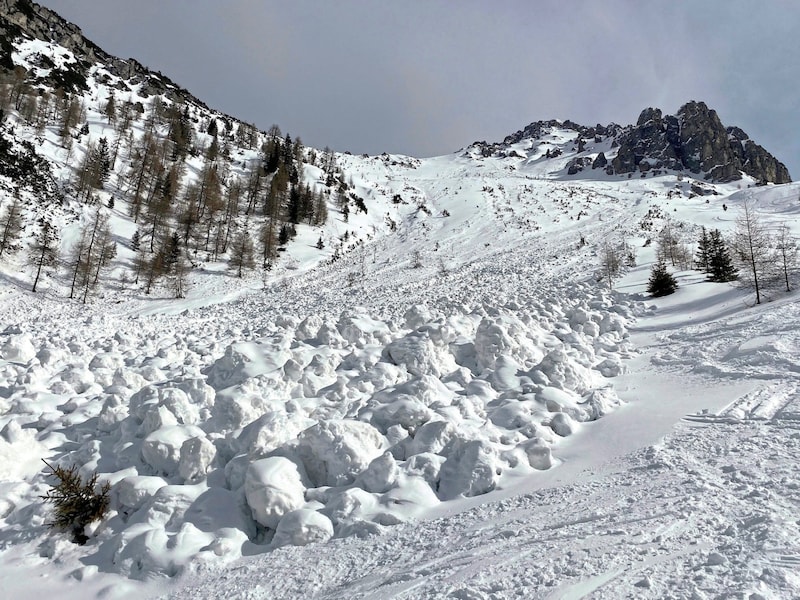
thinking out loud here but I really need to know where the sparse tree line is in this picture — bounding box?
[598,200,799,302]
[0,68,354,299]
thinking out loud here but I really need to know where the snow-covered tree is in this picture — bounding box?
[0,194,23,258]
[229,230,255,278]
[774,223,798,292]
[599,242,622,289]
[29,221,58,292]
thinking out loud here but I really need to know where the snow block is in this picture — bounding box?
[141,425,206,477]
[549,412,576,437]
[296,419,386,487]
[244,456,308,529]
[355,452,398,493]
[272,509,334,547]
[178,436,216,482]
[404,420,456,456]
[205,340,289,390]
[522,438,553,470]
[438,439,500,499]
[115,475,168,515]
[0,334,36,363]
[384,330,456,378]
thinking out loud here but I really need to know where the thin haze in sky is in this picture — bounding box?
[37,0,800,177]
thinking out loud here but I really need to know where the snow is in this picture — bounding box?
[1,27,800,600]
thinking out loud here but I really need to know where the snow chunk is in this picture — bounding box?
[178,436,216,482]
[522,438,553,470]
[272,509,334,548]
[205,340,289,390]
[115,475,167,514]
[438,439,500,499]
[244,456,308,529]
[384,329,457,377]
[355,452,398,493]
[141,425,206,476]
[549,412,576,436]
[404,420,457,456]
[296,420,386,487]
[0,334,36,363]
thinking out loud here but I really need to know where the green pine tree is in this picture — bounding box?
[647,259,678,297]
[707,229,738,282]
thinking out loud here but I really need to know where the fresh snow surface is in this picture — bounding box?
[1,60,800,597]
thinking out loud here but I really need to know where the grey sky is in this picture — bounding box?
[37,0,800,178]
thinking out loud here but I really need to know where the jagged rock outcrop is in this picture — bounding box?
[727,125,791,184]
[611,101,790,183]
[502,120,620,147]
[479,101,789,184]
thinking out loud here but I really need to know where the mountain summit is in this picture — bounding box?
[479,102,790,185]
[612,101,790,183]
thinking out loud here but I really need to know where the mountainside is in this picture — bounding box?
[0,0,793,305]
[476,102,790,185]
[1,2,800,599]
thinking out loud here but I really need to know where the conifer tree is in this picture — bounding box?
[313,190,329,226]
[171,248,190,298]
[259,219,277,268]
[102,93,116,125]
[707,229,738,282]
[600,242,622,289]
[67,210,117,302]
[733,200,772,304]
[774,223,798,292]
[0,195,23,258]
[130,229,141,252]
[229,230,255,277]
[695,227,710,273]
[647,259,678,297]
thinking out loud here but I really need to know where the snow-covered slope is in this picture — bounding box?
[2,141,800,599]
[1,3,800,599]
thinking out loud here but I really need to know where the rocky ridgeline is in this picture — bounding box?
[0,0,208,104]
[611,101,790,184]
[477,101,790,184]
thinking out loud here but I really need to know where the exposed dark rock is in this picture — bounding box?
[566,157,591,175]
[490,101,789,184]
[610,101,790,183]
[502,119,622,147]
[727,125,790,184]
[0,0,213,104]
[592,152,607,169]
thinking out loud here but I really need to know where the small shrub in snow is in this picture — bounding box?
[40,460,110,544]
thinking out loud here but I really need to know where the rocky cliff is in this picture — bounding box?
[611,101,790,184]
